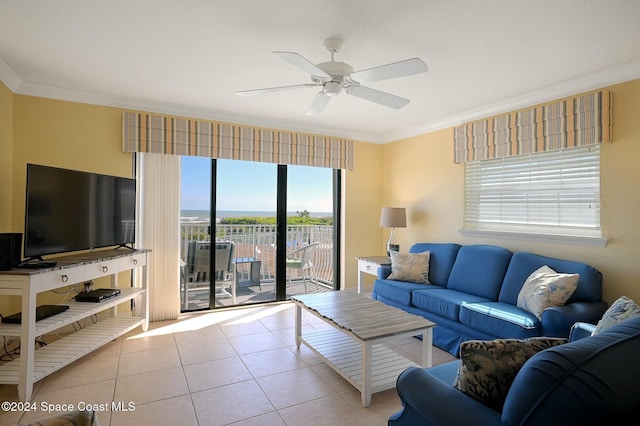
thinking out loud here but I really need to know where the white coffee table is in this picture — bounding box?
[291,291,435,407]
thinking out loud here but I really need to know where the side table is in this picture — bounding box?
[234,257,262,288]
[355,256,391,293]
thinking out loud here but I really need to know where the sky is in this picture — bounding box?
[180,157,334,213]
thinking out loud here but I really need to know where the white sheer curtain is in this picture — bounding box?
[136,153,181,321]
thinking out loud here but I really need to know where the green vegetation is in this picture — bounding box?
[288,215,332,225]
[219,215,333,226]
[219,217,277,225]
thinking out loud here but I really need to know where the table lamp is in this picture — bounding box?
[380,207,406,256]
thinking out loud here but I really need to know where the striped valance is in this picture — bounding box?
[454,90,612,163]
[122,111,354,170]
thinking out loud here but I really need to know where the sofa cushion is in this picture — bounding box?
[453,337,567,411]
[388,251,431,283]
[412,288,490,321]
[459,302,540,339]
[499,251,602,305]
[372,279,440,306]
[446,245,513,300]
[516,265,579,320]
[408,243,462,286]
[593,296,640,335]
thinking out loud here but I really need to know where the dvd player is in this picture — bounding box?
[2,305,69,324]
[75,288,121,302]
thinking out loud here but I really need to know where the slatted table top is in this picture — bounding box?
[291,291,435,341]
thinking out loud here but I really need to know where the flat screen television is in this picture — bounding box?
[24,164,136,259]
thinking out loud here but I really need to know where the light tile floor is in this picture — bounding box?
[1,301,455,426]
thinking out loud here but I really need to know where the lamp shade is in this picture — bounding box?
[380,207,406,228]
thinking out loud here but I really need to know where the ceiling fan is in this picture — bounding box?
[236,38,428,115]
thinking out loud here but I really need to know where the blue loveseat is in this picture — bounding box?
[389,317,640,425]
[372,243,607,355]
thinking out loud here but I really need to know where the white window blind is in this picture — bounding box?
[463,145,601,237]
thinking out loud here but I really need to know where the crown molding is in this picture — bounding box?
[3,59,640,145]
[0,57,22,92]
[9,80,382,143]
[383,59,640,143]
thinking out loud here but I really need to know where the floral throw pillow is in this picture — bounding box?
[593,296,640,335]
[387,251,430,284]
[516,265,579,320]
[453,337,567,411]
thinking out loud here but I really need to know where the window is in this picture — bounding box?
[463,145,603,243]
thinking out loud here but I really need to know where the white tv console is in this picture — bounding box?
[0,249,150,402]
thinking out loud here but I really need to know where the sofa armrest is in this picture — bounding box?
[377,265,392,279]
[390,367,502,426]
[569,322,597,341]
[541,301,607,337]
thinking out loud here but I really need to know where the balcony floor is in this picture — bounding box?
[182,280,333,311]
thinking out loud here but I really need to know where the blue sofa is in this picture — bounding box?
[372,243,607,355]
[389,317,640,425]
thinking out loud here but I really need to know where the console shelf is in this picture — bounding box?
[0,249,150,401]
[0,288,145,338]
[0,316,143,384]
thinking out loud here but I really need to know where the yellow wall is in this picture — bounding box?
[3,79,640,308]
[11,96,133,227]
[343,141,384,290]
[381,127,463,245]
[0,82,13,231]
[382,79,640,305]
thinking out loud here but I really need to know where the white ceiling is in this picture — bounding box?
[1,0,640,143]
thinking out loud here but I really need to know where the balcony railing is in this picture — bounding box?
[180,222,335,286]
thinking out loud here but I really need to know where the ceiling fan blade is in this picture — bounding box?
[346,85,410,109]
[274,51,331,79]
[350,58,428,83]
[306,92,331,115]
[236,83,318,96]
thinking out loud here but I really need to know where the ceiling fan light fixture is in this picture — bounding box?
[324,81,342,96]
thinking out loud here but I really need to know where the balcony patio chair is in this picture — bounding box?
[183,240,236,307]
[286,242,321,293]
[213,240,236,301]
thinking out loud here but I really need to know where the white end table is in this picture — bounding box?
[355,256,391,293]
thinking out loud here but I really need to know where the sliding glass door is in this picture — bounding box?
[214,160,278,306]
[284,165,336,297]
[180,157,338,312]
[179,157,212,311]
